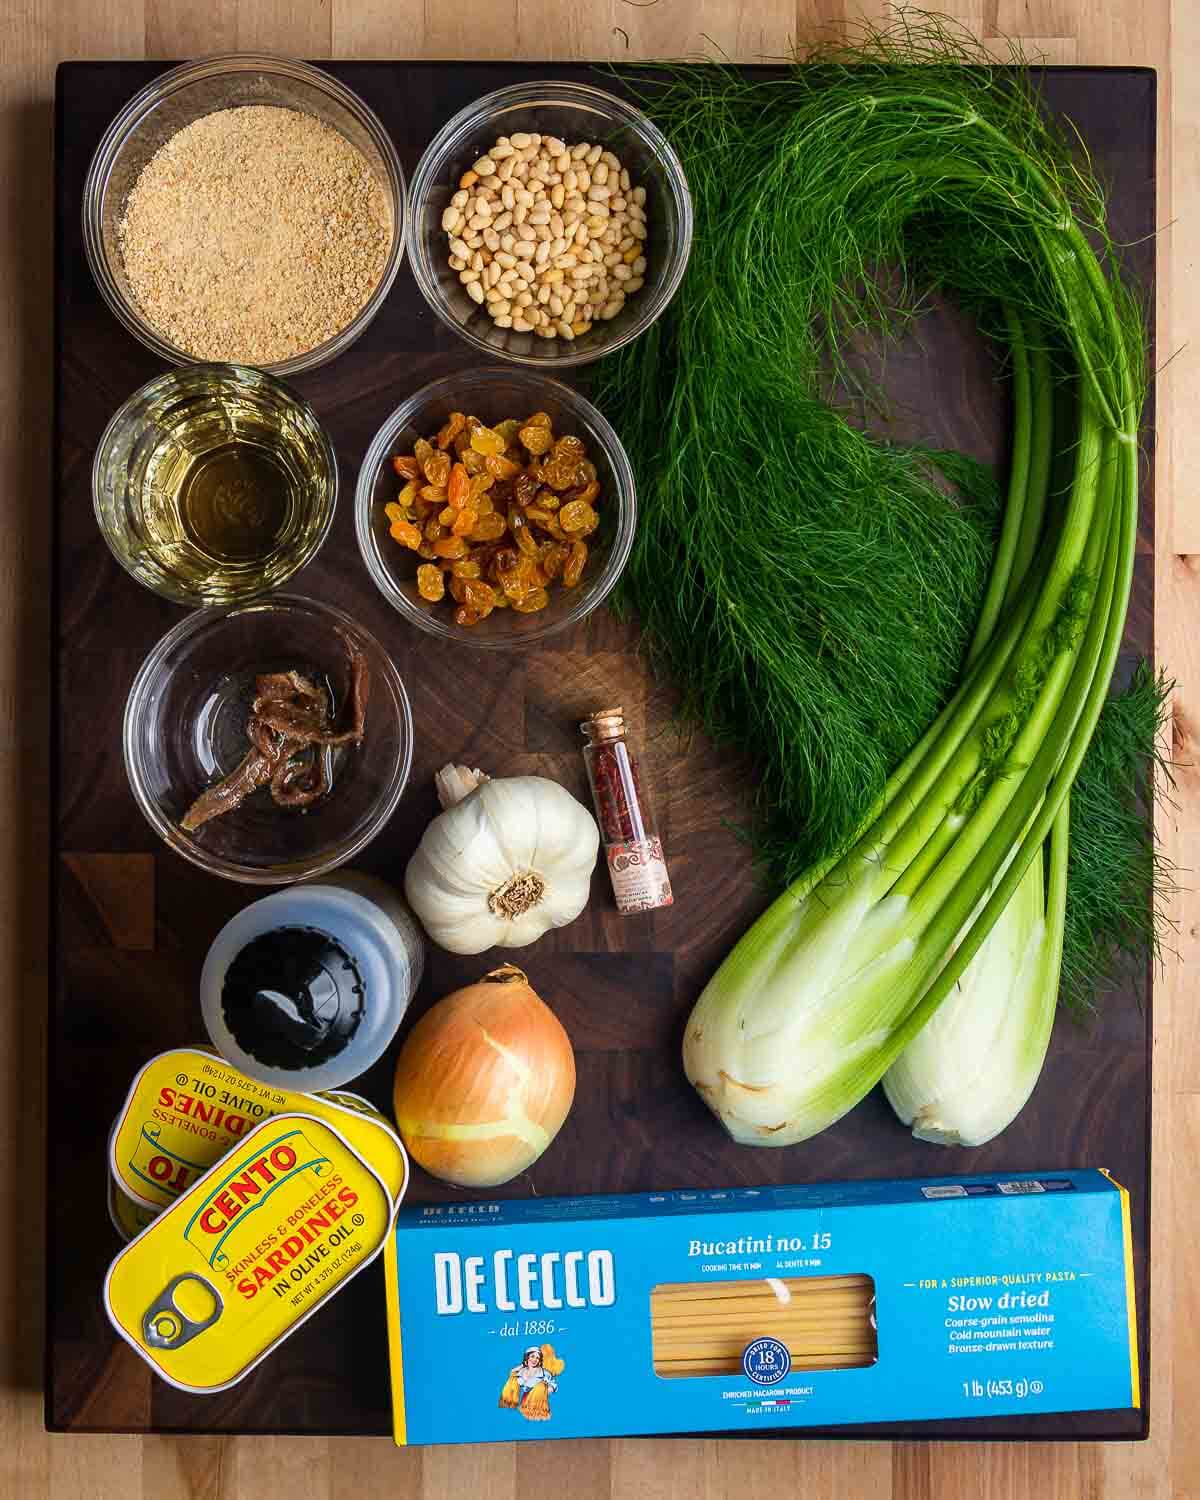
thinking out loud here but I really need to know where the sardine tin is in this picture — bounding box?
[105,1112,393,1393]
[107,1172,158,1242]
[109,1047,407,1212]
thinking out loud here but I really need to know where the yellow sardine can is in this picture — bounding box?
[105,1113,394,1392]
[109,1047,408,1213]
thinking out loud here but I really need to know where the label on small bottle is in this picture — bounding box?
[606,838,673,914]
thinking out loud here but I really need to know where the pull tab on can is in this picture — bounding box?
[142,1273,223,1350]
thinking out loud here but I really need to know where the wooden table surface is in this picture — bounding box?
[2,0,1194,1496]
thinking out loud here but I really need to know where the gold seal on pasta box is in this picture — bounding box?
[104,1112,393,1393]
[109,1047,407,1212]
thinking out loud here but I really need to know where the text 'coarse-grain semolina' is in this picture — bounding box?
[119,105,392,365]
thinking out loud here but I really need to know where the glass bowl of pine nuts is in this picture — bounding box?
[406,81,692,368]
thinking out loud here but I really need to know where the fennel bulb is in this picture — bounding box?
[882,810,1066,1146]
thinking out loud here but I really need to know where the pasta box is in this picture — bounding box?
[384,1169,1138,1444]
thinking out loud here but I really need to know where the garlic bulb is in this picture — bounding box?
[404,764,599,953]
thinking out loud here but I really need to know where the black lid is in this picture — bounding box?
[220,925,365,1071]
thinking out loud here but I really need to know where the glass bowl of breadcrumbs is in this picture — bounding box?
[83,54,407,377]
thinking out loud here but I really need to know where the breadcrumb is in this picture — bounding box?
[119,104,392,364]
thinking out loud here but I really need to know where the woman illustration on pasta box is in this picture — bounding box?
[499,1344,565,1421]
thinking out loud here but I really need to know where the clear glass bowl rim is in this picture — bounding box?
[122,592,415,884]
[353,366,637,649]
[81,52,409,378]
[92,361,340,607]
[405,78,693,370]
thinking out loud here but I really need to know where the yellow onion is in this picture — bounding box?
[392,965,575,1187]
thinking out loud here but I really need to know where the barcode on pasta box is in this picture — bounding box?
[997,1180,1047,1195]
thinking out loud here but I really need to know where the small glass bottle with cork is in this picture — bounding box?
[581,707,673,914]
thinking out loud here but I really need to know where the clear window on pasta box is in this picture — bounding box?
[650,1273,878,1378]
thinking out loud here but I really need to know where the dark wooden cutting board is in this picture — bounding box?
[49,60,1156,1439]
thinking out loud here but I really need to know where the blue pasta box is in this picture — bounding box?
[384,1169,1139,1444]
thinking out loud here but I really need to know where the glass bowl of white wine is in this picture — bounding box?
[93,363,337,606]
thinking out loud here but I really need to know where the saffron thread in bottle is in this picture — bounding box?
[581,707,673,914]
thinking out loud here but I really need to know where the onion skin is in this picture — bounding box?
[391,965,575,1188]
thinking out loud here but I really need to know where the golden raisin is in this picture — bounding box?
[390,519,422,550]
[451,508,478,537]
[462,448,487,475]
[526,410,553,429]
[424,516,445,541]
[393,454,421,480]
[468,472,495,502]
[384,501,406,523]
[470,426,507,456]
[451,559,482,579]
[512,589,550,613]
[508,507,539,557]
[397,479,421,509]
[438,506,456,526]
[433,535,468,559]
[424,450,452,489]
[494,418,522,443]
[464,580,497,610]
[485,453,521,480]
[416,564,445,602]
[540,543,568,580]
[553,434,586,462]
[417,540,438,560]
[471,512,507,542]
[454,604,490,627]
[514,471,539,507]
[414,437,434,473]
[563,539,587,586]
[436,411,467,450]
[542,459,578,492]
[420,484,449,503]
[559,500,597,534]
[519,423,553,456]
[447,463,470,510]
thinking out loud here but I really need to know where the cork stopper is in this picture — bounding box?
[582,706,625,743]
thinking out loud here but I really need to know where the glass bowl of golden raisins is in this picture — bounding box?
[355,367,636,647]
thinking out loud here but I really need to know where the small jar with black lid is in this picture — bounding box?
[199,871,424,1091]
